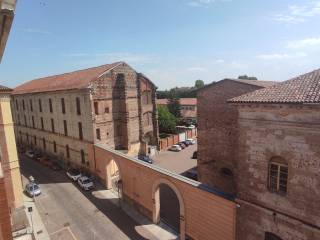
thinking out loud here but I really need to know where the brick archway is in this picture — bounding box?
[105,158,121,194]
[152,178,186,240]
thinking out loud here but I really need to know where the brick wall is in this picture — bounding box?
[197,80,263,194]
[0,175,12,240]
[89,144,236,240]
[235,104,320,240]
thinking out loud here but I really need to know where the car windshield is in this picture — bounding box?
[83,179,91,184]
[70,169,80,175]
[29,184,39,191]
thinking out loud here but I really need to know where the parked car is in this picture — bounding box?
[39,157,51,167]
[50,162,62,171]
[25,183,41,197]
[34,152,43,161]
[138,155,153,164]
[178,142,186,149]
[186,138,196,145]
[187,125,195,129]
[185,169,198,181]
[25,150,35,159]
[192,151,197,159]
[181,140,190,147]
[18,147,25,153]
[66,169,82,181]
[169,145,182,152]
[77,176,94,191]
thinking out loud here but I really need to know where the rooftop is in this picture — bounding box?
[12,62,123,95]
[0,85,12,92]
[229,69,320,104]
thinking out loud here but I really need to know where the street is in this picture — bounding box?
[153,142,197,175]
[19,154,163,240]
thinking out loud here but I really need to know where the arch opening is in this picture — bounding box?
[152,178,185,240]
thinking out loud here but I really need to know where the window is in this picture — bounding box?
[17,114,20,125]
[76,97,81,115]
[32,116,35,128]
[61,98,65,114]
[43,138,46,150]
[40,117,44,130]
[26,133,29,143]
[34,136,37,146]
[22,99,25,110]
[63,120,68,136]
[143,112,153,126]
[78,122,83,140]
[66,145,70,158]
[53,141,57,152]
[49,98,53,113]
[265,232,282,240]
[51,118,55,133]
[29,99,33,111]
[24,115,27,126]
[81,150,85,164]
[94,102,99,115]
[39,99,42,112]
[105,107,109,113]
[220,167,233,177]
[16,99,19,110]
[96,128,101,140]
[269,159,288,194]
[53,141,57,153]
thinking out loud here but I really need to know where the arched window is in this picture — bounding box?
[220,167,233,177]
[66,145,70,158]
[265,232,282,240]
[269,157,288,194]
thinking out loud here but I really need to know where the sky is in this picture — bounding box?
[1,0,320,90]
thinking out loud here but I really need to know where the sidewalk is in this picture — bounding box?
[92,189,178,240]
[23,195,50,240]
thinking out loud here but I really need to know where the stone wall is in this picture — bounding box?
[197,80,263,194]
[235,104,320,240]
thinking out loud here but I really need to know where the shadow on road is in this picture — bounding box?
[20,155,150,240]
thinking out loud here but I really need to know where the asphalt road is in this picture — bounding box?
[19,154,155,240]
[153,142,197,175]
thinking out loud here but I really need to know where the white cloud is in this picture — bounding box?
[272,1,320,24]
[187,0,231,7]
[286,37,320,49]
[257,52,307,60]
[187,67,206,71]
[23,28,52,35]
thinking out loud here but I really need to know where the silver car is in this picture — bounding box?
[25,183,41,197]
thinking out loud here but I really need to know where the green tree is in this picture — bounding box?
[157,105,177,134]
[238,75,258,80]
[167,89,181,119]
[195,79,205,88]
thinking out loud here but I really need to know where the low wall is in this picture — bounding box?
[88,144,236,240]
[159,128,197,151]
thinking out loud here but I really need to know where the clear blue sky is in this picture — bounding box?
[1,0,320,89]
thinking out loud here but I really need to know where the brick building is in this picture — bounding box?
[229,70,320,240]
[197,79,276,194]
[157,98,197,122]
[12,62,158,170]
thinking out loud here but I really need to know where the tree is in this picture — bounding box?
[195,79,205,89]
[167,89,181,119]
[157,105,177,134]
[238,75,258,80]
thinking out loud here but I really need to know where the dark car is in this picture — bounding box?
[50,162,62,171]
[138,155,153,164]
[178,142,186,149]
[34,152,43,161]
[185,169,198,181]
[181,141,190,147]
[192,151,197,159]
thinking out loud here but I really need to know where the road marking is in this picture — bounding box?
[67,226,77,240]
[49,226,77,240]
[49,227,68,236]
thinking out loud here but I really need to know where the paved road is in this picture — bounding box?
[153,142,197,175]
[19,155,155,240]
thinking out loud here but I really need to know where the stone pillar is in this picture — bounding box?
[0,164,12,240]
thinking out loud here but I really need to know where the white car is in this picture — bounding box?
[26,150,35,159]
[66,169,82,181]
[187,125,196,129]
[186,138,196,145]
[169,145,182,152]
[77,176,94,191]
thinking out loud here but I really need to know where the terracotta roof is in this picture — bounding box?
[0,85,12,92]
[229,69,320,104]
[197,78,277,92]
[156,98,197,106]
[13,62,122,95]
